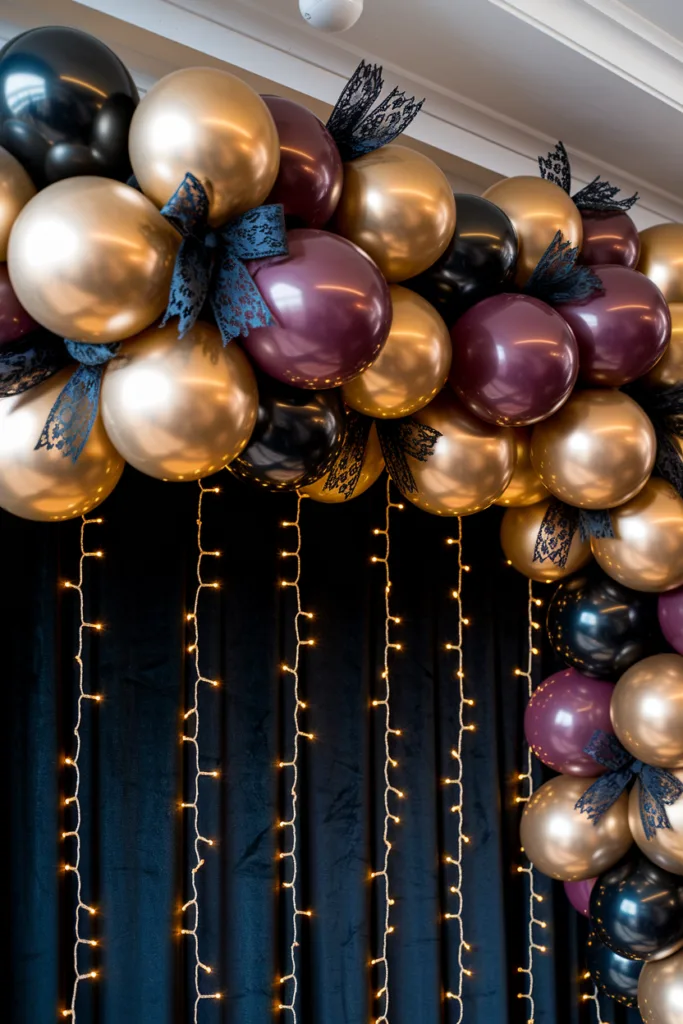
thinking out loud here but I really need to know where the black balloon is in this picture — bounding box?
[586,931,643,1007]
[229,378,345,491]
[0,27,138,187]
[591,854,683,962]
[403,193,518,326]
[547,569,659,679]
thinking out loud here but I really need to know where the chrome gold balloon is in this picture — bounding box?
[334,145,456,282]
[8,177,179,344]
[531,390,656,510]
[520,775,632,882]
[638,948,683,1024]
[592,478,683,593]
[501,497,592,583]
[611,654,683,768]
[494,427,548,507]
[101,321,258,481]
[400,388,515,516]
[0,369,124,521]
[302,423,384,503]
[638,224,683,303]
[342,286,451,418]
[630,768,683,874]
[129,67,280,227]
[0,147,35,261]
[482,176,582,285]
[645,303,683,388]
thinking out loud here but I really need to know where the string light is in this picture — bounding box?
[582,983,607,1024]
[369,479,404,1024]
[278,493,315,1023]
[60,516,105,1020]
[180,482,223,1017]
[443,518,473,1020]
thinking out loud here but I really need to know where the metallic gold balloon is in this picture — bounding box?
[129,67,280,227]
[400,387,515,516]
[0,369,124,521]
[334,145,456,282]
[592,478,683,593]
[638,948,683,1024]
[520,775,632,882]
[501,497,592,583]
[342,286,451,418]
[638,224,683,304]
[611,654,683,769]
[482,176,582,285]
[630,769,683,874]
[0,147,35,261]
[530,390,656,510]
[101,321,257,481]
[645,303,683,388]
[302,423,384,503]
[8,177,179,344]
[494,427,548,507]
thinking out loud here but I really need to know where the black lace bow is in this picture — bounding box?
[538,141,639,212]
[628,383,683,497]
[524,231,604,305]
[533,498,614,570]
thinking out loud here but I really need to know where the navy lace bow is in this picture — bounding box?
[539,141,639,212]
[575,730,683,840]
[160,173,288,344]
[533,498,614,569]
[524,231,604,305]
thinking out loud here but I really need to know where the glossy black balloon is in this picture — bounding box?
[229,378,345,491]
[590,854,683,962]
[403,193,518,326]
[586,931,643,1007]
[0,27,139,187]
[547,569,660,679]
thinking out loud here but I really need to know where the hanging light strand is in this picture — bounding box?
[369,478,404,1024]
[581,982,608,1024]
[180,481,223,1018]
[60,515,105,1020]
[443,520,474,1019]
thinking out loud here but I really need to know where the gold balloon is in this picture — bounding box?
[0,147,35,261]
[645,303,683,388]
[500,497,592,583]
[630,768,683,874]
[302,424,384,503]
[334,145,456,282]
[400,388,515,516]
[611,654,683,768]
[520,775,632,882]
[101,322,257,482]
[482,176,582,285]
[638,948,683,1024]
[129,67,280,227]
[8,178,178,344]
[342,286,451,418]
[592,478,683,592]
[0,370,123,521]
[494,427,548,507]
[530,390,656,509]
[638,224,683,304]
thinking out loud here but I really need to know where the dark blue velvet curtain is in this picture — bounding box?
[2,467,639,1024]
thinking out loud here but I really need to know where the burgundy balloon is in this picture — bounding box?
[564,877,597,918]
[449,293,578,426]
[658,586,683,655]
[244,228,392,389]
[557,265,671,387]
[0,264,36,346]
[579,209,640,269]
[262,95,343,229]
[524,668,615,776]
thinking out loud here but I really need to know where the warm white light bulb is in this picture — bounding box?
[299,0,364,33]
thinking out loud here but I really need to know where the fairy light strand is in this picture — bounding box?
[581,980,607,1024]
[60,515,105,1020]
[369,478,404,1024]
[277,492,315,1022]
[443,520,474,1019]
[180,481,223,1018]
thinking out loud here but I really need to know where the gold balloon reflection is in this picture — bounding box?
[0,146,35,261]
[500,497,592,583]
[611,654,683,769]
[638,223,683,304]
[494,427,548,507]
[629,767,683,874]
[638,948,683,1024]
[302,423,384,503]
[645,303,683,388]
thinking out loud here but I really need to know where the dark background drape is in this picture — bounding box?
[2,467,640,1024]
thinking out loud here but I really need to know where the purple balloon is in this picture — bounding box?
[262,95,343,229]
[658,587,683,655]
[564,877,597,918]
[524,668,615,776]
[244,228,392,389]
[557,265,671,387]
[449,293,578,426]
[579,210,640,268]
[0,264,36,346]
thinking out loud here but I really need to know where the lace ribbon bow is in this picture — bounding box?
[539,141,639,212]
[524,231,603,305]
[627,382,683,497]
[575,730,683,840]
[161,173,288,344]
[533,498,614,570]
[0,333,68,398]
